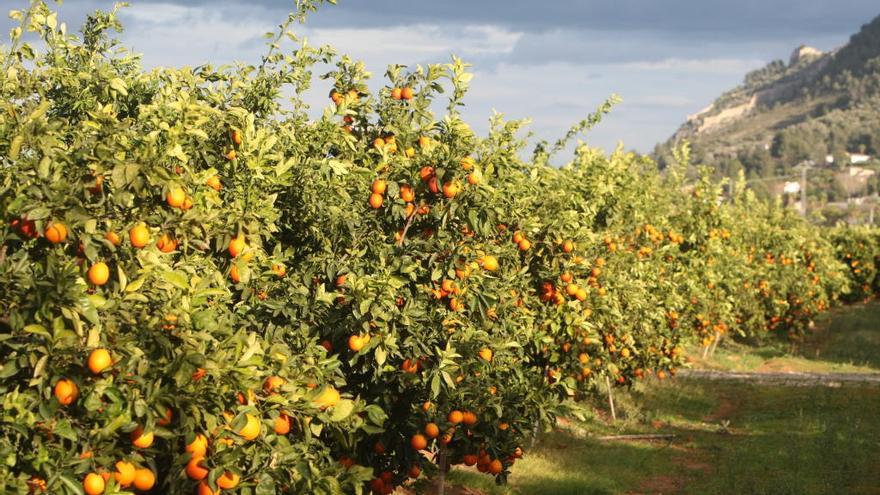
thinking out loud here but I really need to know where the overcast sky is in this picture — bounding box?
[3,1,879,152]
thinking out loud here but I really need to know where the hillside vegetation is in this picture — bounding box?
[656,14,880,214]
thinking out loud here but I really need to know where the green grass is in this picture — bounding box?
[436,381,880,495]
[434,302,880,495]
[689,300,880,373]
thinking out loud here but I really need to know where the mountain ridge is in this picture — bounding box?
[659,13,880,165]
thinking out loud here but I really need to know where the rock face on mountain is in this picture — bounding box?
[661,14,880,164]
[790,45,823,66]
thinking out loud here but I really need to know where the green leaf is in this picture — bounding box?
[109,77,128,96]
[161,271,189,290]
[57,474,86,495]
[23,324,51,338]
[329,399,354,422]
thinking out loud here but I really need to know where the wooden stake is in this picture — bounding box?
[605,375,616,421]
[709,331,722,356]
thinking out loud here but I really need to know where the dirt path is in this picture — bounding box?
[677,369,880,386]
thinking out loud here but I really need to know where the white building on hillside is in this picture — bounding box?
[850,153,871,164]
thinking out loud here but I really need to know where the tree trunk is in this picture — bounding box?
[436,442,446,495]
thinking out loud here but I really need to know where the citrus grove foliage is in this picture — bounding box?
[0,2,874,495]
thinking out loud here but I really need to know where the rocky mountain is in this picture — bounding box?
[658,13,880,175]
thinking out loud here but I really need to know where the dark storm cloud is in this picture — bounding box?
[119,0,879,38]
[2,0,878,152]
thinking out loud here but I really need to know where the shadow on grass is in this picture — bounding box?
[445,428,681,495]
[799,300,880,370]
[638,380,880,495]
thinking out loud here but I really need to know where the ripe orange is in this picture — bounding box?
[114,461,136,487]
[448,298,463,311]
[217,471,240,489]
[131,426,154,449]
[272,263,286,277]
[230,264,242,283]
[478,348,493,362]
[488,459,503,475]
[83,472,105,495]
[197,481,220,495]
[348,334,370,352]
[88,174,104,194]
[54,379,78,405]
[447,410,463,425]
[369,193,384,209]
[225,149,237,160]
[442,181,460,199]
[562,240,575,253]
[371,179,387,195]
[512,231,523,244]
[467,172,481,185]
[87,348,112,374]
[156,234,177,253]
[462,454,478,466]
[263,375,285,393]
[391,87,402,100]
[408,464,422,479]
[518,239,531,251]
[428,176,440,194]
[185,434,209,458]
[132,468,155,491]
[479,255,499,271]
[232,130,243,146]
[399,184,415,202]
[410,433,427,450]
[460,156,475,170]
[424,422,440,438]
[401,87,414,100]
[129,224,150,248]
[566,284,579,297]
[44,222,68,244]
[166,187,186,208]
[462,411,478,426]
[206,176,222,192]
[104,231,121,246]
[158,407,173,426]
[186,457,209,480]
[87,262,110,286]
[313,386,340,409]
[236,413,261,440]
[196,481,221,495]
[228,234,246,257]
[419,166,434,182]
[576,288,588,301]
[274,413,291,435]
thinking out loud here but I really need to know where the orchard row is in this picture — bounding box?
[1,2,878,495]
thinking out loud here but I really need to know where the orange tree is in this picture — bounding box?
[829,226,880,302]
[1,2,378,494]
[0,2,867,495]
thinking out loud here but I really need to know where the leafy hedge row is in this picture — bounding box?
[0,2,875,495]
